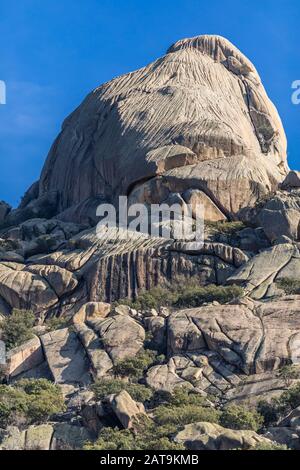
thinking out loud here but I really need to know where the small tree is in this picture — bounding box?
[0,379,65,427]
[277,365,300,388]
[220,405,264,431]
[113,350,163,381]
[0,309,35,350]
[92,379,153,403]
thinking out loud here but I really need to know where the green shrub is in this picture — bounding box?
[258,384,300,426]
[257,399,285,427]
[45,317,70,332]
[92,379,153,403]
[84,427,136,450]
[0,239,18,251]
[174,284,243,308]
[280,383,300,410]
[154,403,220,427]
[117,286,178,311]
[0,379,65,427]
[277,365,300,387]
[113,349,163,381]
[220,405,264,431]
[152,388,220,428]
[0,384,28,427]
[0,309,35,350]
[276,278,300,295]
[206,221,246,236]
[117,283,243,311]
[84,416,184,451]
[163,387,209,407]
[252,442,289,451]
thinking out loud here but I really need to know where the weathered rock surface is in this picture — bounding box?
[227,243,300,299]
[5,336,44,378]
[36,35,287,220]
[167,296,300,376]
[0,201,11,223]
[0,262,78,312]
[0,423,91,450]
[40,328,91,386]
[105,390,145,429]
[282,171,300,189]
[254,190,300,243]
[175,421,272,450]
[91,313,145,363]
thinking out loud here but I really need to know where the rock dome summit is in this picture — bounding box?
[30,35,288,222]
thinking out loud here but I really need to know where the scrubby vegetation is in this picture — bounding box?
[258,383,300,426]
[84,415,185,450]
[45,316,70,332]
[0,309,35,350]
[153,387,220,427]
[0,238,18,252]
[206,220,247,236]
[220,405,264,432]
[84,376,300,451]
[113,349,165,381]
[117,283,243,311]
[277,365,300,387]
[276,278,300,295]
[0,379,65,428]
[85,388,218,450]
[93,349,165,404]
[92,379,153,403]
[174,284,243,309]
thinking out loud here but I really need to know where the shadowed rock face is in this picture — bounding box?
[38,35,288,219]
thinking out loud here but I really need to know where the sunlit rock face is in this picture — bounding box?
[38,35,288,220]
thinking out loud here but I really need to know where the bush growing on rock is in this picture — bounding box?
[277,365,300,387]
[45,316,70,332]
[117,286,178,311]
[252,442,289,451]
[0,384,28,428]
[258,383,300,426]
[118,283,243,311]
[92,379,153,403]
[0,309,35,349]
[160,387,210,407]
[153,388,220,427]
[276,278,300,295]
[0,379,65,427]
[220,405,264,431]
[113,349,164,381]
[206,221,246,236]
[174,284,243,308]
[154,403,220,427]
[84,415,184,450]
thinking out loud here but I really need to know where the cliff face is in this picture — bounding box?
[38,35,287,219]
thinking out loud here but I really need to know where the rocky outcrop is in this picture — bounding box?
[253,190,300,243]
[90,314,145,363]
[282,171,300,189]
[227,243,300,299]
[5,336,44,378]
[40,328,91,387]
[0,262,78,313]
[0,424,91,450]
[34,35,287,221]
[175,422,272,450]
[105,391,145,429]
[0,201,11,223]
[166,296,300,376]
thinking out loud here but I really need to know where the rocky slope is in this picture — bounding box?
[0,35,300,451]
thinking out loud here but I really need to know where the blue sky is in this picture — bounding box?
[0,0,299,207]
